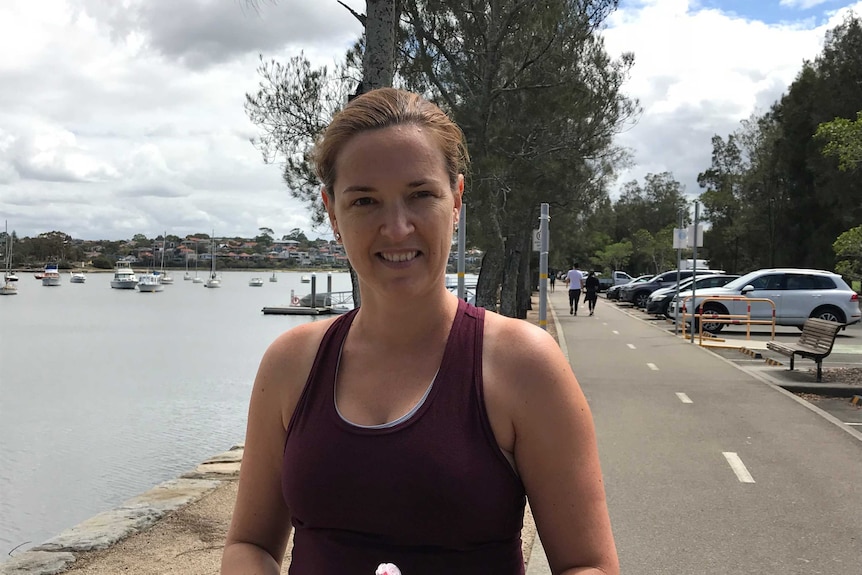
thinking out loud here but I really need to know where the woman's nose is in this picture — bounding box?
[380,202,415,240]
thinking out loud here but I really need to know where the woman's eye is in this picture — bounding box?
[414,190,434,199]
[352,197,375,207]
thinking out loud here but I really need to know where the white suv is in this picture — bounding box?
[668,268,861,333]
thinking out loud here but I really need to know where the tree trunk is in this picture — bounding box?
[476,244,503,312]
[499,233,525,318]
[517,233,532,319]
[363,0,396,90]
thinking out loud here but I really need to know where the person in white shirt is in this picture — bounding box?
[565,262,585,315]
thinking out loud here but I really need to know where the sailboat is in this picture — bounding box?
[269,271,278,283]
[137,243,164,292]
[183,251,192,280]
[192,240,204,284]
[1,221,17,295]
[158,232,174,284]
[204,235,221,288]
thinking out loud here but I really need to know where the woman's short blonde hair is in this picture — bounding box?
[313,88,469,195]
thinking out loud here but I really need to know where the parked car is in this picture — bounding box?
[645,274,740,317]
[619,269,726,309]
[667,268,861,333]
[606,275,652,301]
[597,270,634,292]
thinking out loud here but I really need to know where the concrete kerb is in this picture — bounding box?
[0,446,244,575]
[602,299,862,445]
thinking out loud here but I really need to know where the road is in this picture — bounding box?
[548,290,862,574]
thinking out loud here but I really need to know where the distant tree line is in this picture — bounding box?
[0,228,328,270]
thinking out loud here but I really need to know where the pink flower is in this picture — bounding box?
[375,563,402,575]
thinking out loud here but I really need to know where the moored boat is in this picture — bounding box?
[1,221,17,294]
[269,272,277,283]
[204,235,220,288]
[249,277,264,287]
[41,263,62,287]
[70,271,86,283]
[137,272,164,292]
[110,261,138,289]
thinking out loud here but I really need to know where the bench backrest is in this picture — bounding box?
[797,318,843,353]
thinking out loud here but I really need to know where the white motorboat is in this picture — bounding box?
[70,271,86,283]
[300,275,311,283]
[249,277,264,287]
[204,235,220,288]
[42,263,62,287]
[110,261,138,289]
[137,272,164,292]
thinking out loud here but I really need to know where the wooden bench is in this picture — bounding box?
[766,318,843,382]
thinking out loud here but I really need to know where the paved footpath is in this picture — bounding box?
[528,290,862,574]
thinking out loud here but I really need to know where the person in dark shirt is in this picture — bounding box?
[221,88,618,575]
[584,271,601,316]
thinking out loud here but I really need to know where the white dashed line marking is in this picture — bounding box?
[846,422,862,426]
[612,330,620,335]
[627,344,636,350]
[676,393,693,404]
[647,363,659,371]
[723,452,755,483]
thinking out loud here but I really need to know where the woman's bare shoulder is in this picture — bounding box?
[255,317,341,422]
[482,311,564,368]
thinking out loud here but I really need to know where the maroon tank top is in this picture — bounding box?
[282,299,526,574]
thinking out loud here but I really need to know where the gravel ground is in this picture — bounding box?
[803,366,862,385]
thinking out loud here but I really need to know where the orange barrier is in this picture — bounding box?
[678,295,776,345]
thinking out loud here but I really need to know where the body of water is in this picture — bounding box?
[0,270,353,554]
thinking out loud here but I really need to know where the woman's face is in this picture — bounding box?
[322,124,463,301]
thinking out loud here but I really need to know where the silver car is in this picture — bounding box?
[667,268,861,333]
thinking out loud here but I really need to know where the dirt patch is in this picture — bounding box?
[808,367,862,385]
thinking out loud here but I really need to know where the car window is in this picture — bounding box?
[785,274,817,290]
[700,276,732,288]
[812,275,837,289]
[748,274,784,290]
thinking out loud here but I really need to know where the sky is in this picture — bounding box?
[1,0,861,241]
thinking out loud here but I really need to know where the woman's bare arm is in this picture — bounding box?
[485,316,619,575]
[221,322,330,574]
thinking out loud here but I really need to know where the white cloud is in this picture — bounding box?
[779,0,833,9]
[0,0,361,240]
[604,0,862,202]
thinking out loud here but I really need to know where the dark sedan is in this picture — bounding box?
[645,274,740,317]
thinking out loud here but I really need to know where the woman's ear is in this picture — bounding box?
[453,174,464,221]
[321,187,336,229]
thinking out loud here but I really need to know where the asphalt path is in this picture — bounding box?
[550,290,862,574]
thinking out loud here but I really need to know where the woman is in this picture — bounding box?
[221,88,618,575]
[584,271,601,316]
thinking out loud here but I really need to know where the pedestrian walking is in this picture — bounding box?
[549,270,556,292]
[565,262,585,315]
[584,270,600,316]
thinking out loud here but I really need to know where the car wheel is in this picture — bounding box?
[634,292,650,308]
[810,306,846,324]
[661,300,672,318]
[700,303,726,334]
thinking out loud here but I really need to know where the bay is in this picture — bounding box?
[0,270,353,554]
